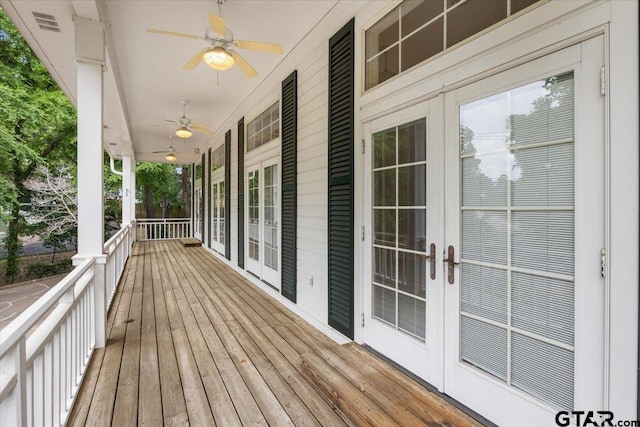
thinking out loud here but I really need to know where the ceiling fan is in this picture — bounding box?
[152,145,182,162]
[162,99,213,139]
[147,2,283,78]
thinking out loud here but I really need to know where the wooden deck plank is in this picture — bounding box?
[175,246,321,427]
[163,242,266,426]
[187,248,348,426]
[138,242,163,426]
[68,247,132,426]
[111,243,145,427]
[190,247,480,427]
[151,242,189,426]
[69,241,485,427]
[172,328,217,426]
[76,243,141,427]
[159,241,245,426]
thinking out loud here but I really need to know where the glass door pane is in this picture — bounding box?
[372,119,427,341]
[212,183,218,242]
[248,170,260,262]
[458,72,575,410]
[263,164,278,271]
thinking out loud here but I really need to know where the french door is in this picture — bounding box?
[363,101,444,386]
[364,37,605,426]
[210,176,225,253]
[194,185,203,240]
[246,157,280,288]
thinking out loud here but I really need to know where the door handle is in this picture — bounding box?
[442,245,460,284]
[427,243,436,280]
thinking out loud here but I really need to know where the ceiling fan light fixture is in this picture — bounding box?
[203,46,234,70]
[165,153,177,162]
[175,126,193,138]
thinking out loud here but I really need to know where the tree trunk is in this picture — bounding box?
[182,166,191,217]
[145,184,154,218]
[4,203,22,284]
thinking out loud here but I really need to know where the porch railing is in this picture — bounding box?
[136,218,191,241]
[0,221,134,426]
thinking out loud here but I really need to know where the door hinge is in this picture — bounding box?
[361,226,365,241]
[361,139,365,154]
[361,313,365,327]
[600,66,606,96]
[600,248,606,278]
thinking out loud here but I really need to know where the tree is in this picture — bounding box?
[1,8,77,283]
[23,165,77,241]
[135,162,185,219]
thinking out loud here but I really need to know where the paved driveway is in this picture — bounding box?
[0,274,64,330]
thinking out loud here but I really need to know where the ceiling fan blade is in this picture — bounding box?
[163,119,177,124]
[152,150,170,154]
[234,40,283,55]
[229,50,258,78]
[147,29,202,40]
[208,13,226,36]
[192,123,213,134]
[183,48,208,70]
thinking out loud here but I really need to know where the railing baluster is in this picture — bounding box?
[52,331,60,427]
[44,342,53,427]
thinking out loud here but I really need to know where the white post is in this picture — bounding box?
[131,162,137,242]
[73,16,105,258]
[122,155,132,226]
[72,16,107,348]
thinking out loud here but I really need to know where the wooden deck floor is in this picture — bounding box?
[68,240,482,426]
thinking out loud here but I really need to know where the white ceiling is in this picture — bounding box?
[1,0,338,164]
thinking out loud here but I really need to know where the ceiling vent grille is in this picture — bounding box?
[32,12,60,32]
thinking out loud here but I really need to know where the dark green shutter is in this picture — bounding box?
[225,130,231,260]
[200,154,205,240]
[281,71,298,303]
[207,147,212,248]
[238,118,245,268]
[328,18,355,339]
[191,163,195,237]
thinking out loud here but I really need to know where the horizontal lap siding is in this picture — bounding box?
[193,1,367,327]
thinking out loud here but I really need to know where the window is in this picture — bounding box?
[247,102,280,152]
[365,0,541,90]
[211,145,224,171]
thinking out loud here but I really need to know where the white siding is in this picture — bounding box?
[200,0,371,324]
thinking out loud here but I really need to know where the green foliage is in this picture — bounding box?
[26,259,73,278]
[136,162,185,218]
[1,8,77,283]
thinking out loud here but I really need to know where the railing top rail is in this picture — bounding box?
[0,257,95,358]
[136,218,190,222]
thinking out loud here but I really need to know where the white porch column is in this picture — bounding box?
[73,16,107,348]
[74,16,105,257]
[130,161,136,243]
[122,155,132,226]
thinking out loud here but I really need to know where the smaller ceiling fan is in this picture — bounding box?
[152,145,182,162]
[162,99,213,139]
[147,1,283,78]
